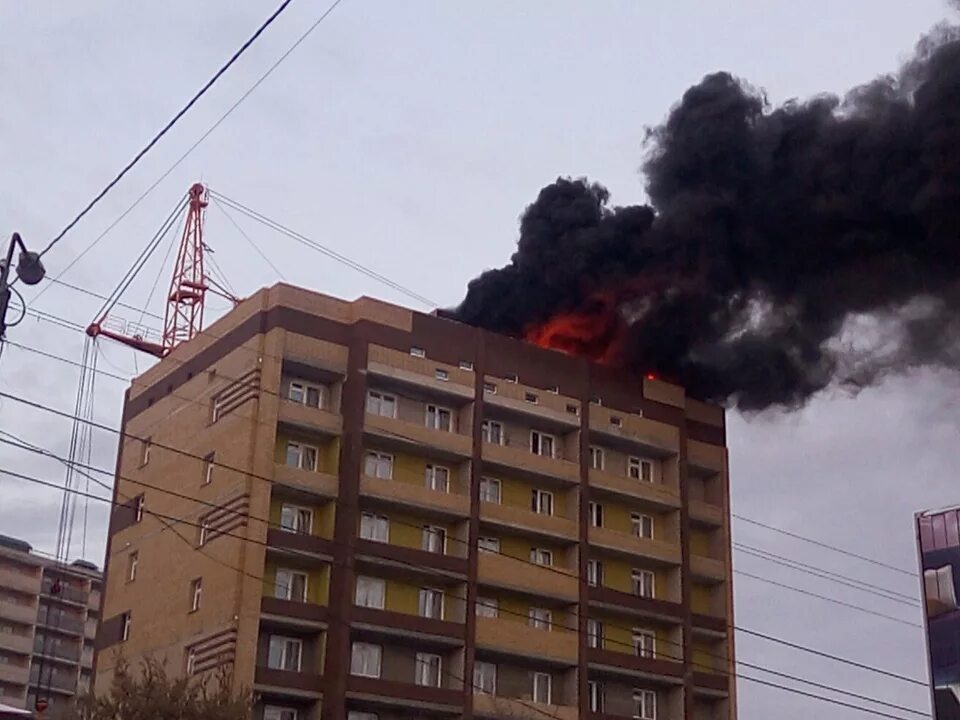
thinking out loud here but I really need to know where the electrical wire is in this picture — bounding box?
[211,191,437,308]
[210,197,287,281]
[733,513,917,577]
[0,461,930,720]
[27,0,347,307]
[36,0,299,262]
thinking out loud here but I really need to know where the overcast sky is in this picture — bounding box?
[1,2,956,717]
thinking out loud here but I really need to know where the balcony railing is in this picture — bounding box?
[40,583,87,605]
[33,639,81,663]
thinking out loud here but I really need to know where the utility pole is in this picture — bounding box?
[0,232,46,343]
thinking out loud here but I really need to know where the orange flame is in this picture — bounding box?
[524,294,623,365]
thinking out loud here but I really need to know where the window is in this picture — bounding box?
[547,385,559,394]
[589,502,604,528]
[419,588,444,619]
[422,526,446,554]
[199,520,211,547]
[264,707,299,720]
[633,689,657,720]
[528,607,552,630]
[141,437,152,465]
[587,619,603,648]
[479,477,501,504]
[476,597,498,618]
[285,441,318,471]
[185,647,197,676]
[524,392,539,404]
[483,382,497,394]
[426,404,453,431]
[211,396,224,423]
[530,430,555,458]
[350,642,381,678]
[127,552,138,582]
[532,672,552,704]
[628,456,653,483]
[415,653,442,687]
[354,576,385,609]
[529,548,553,567]
[531,489,554,516]
[632,569,655,599]
[587,559,603,587]
[366,390,396,418]
[459,360,474,371]
[425,464,450,492]
[360,513,389,543]
[588,680,604,713]
[202,453,215,485]
[120,613,131,642]
[268,636,302,671]
[189,579,202,612]
[478,537,500,554]
[610,416,622,428]
[474,661,496,694]
[589,446,605,470]
[134,496,145,523]
[280,505,313,535]
[435,368,449,381]
[364,451,394,479]
[289,381,323,409]
[633,629,656,659]
[347,713,378,720]
[481,420,504,445]
[631,513,654,540]
[410,346,426,358]
[566,403,579,416]
[506,374,518,383]
[276,569,308,602]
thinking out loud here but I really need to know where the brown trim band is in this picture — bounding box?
[254,666,325,693]
[351,606,463,640]
[346,675,463,708]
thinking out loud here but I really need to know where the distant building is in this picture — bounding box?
[94,283,735,720]
[0,535,101,714]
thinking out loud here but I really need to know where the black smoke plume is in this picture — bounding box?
[451,23,960,410]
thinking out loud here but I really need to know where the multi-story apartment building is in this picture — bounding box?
[0,535,101,713]
[94,283,735,720]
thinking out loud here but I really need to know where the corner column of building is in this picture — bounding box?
[577,363,591,719]
[461,330,485,719]
[322,329,369,720]
[678,415,694,719]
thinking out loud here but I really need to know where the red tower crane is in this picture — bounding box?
[87,183,239,357]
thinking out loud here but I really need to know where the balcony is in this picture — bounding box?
[351,606,463,643]
[364,413,472,458]
[0,567,40,594]
[367,354,474,402]
[588,586,684,623]
[0,663,28,686]
[691,555,726,583]
[587,647,684,682]
[687,440,725,475]
[477,551,577,601]
[475,616,577,664]
[360,474,470,519]
[346,675,463,711]
[355,539,468,578]
[589,405,679,455]
[29,670,78,693]
[0,601,38,626]
[85,619,97,640]
[273,464,339,500]
[588,527,681,566]
[266,528,335,560]
[33,640,80,664]
[254,666,323,699]
[40,583,87,606]
[483,381,581,430]
[37,614,85,636]
[0,632,33,656]
[588,470,680,509]
[480,502,577,542]
[473,692,577,720]
[278,399,342,437]
[260,596,328,630]
[482,442,579,484]
[689,500,724,527]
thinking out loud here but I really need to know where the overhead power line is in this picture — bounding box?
[734,514,917,577]
[38,0,299,262]
[28,0,346,305]
[0,459,930,720]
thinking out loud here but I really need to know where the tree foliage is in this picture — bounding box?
[66,659,251,720]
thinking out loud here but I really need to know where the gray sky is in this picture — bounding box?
[0,1,956,717]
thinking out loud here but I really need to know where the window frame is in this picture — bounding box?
[529,430,556,458]
[633,689,657,720]
[120,613,131,642]
[424,463,450,492]
[288,380,324,409]
[587,559,603,587]
[276,569,309,603]
[414,652,443,688]
[354,576,386,609]
[189,578,202,613]
[587,618,603,649]
[481,419,504,445]
[532,671,552,705]
[425,404,454,432]
[531,489,554,516]
[202,452,215,485]
[589,501,604,528]
[631,569,656,599]
[475,597,498,618]
[267,636,303,672]
[421,525,447,554]
[127,551,138,582]
[628,456,654,483]
[264,706,299,720]
[479,477,502,504]
[350,641,382,678]
[418,587,445,620]
[529,548,553,567]
[589,446,605,471]
[363,451,394,480]
[632,628,656,659]
[528,607,552,631]
[478,536,500,554]
[588,680,604,713]
[280,504,314,535]
[365,390,397,418]
[360,512,390,543]
[474,660,497,695]
[631,512,654,540]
